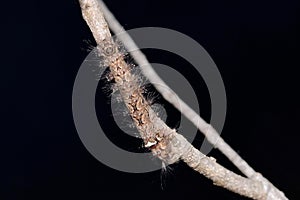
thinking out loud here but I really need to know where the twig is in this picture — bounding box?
[95,1,288,199]
[78,0,288,199]
[98,0,285,198]
[97,0,256,179]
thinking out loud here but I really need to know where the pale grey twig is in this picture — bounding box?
[96,1,288,199]
[78,0,288,199]
[97,0,256,178]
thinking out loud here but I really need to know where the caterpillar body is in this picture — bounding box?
[95,37,180,165]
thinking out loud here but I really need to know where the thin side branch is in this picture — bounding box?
[97,0,256,179]
[78,0,288,199]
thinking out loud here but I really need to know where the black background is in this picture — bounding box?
[2,0,300,199]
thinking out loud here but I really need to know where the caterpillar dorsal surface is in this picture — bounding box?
[96,37,180,164]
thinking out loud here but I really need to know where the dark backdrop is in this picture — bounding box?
[2,0,300,199]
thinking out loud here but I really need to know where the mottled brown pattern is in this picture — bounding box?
[98,41,163,146]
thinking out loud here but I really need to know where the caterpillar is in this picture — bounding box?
[95,36,181,165]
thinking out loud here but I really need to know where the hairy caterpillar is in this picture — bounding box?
[94,36,182,165]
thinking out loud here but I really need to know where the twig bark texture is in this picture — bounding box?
[78,0,288,199]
